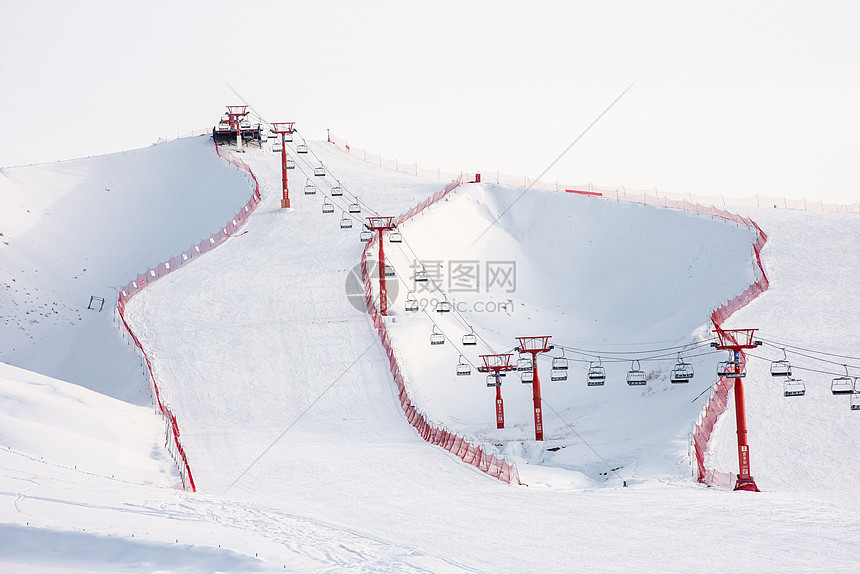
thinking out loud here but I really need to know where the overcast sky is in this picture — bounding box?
[2,1,858,204]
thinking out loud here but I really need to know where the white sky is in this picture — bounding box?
[2,0,859,203]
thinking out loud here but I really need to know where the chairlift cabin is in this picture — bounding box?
[404,293,419,312]
[360,230,373,242]
[627,360,647,386]
[587,359,606,386]
[296,143,308,154]
[339,214,353,229]
[832,365,853,395]
[456,356,471,376]
[486,374,501,387]
[521,370,534,384]
[771,348,792,377]
[348,201,361,214]
[436,299,452,313]
[389,230,403,243]
[322,201,335,214]
[551,369,568,381]
[331,184,343,196]
[462,327,477,346]
[783,378,806,397]
[671,357,695,383]
[286,158,295,169]
[304,180,317,195]
[516,356,532,372]
[314,165,326,177]
[430,326,445,346]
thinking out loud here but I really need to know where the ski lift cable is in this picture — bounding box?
[290,128,379,216]
[745,352,860,377]
[553,339,713,358]
[758,338,860,365]
[385,235,499,353]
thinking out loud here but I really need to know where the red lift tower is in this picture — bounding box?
[478,354,515,429]
[226,105,249,151]
[515,336,553,441]
[271,122,295,209]
[713,327,762,492]
[365,216,397,316]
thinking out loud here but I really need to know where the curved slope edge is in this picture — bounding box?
[114,142,263,491]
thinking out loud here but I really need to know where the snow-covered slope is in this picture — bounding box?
[2,136,859,572]
[708,207,860,492]
[0,136,253,403]
[382,182,759,485]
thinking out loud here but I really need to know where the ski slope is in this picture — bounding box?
[2,135,859,572]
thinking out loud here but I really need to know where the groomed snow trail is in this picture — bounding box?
[123,140,860,572]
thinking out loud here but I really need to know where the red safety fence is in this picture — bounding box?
[114,141,262,492]
[360,180,521,485]
[692,221,769,486]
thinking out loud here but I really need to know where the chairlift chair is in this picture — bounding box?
[339,214,353,229]
[551,369,568,381]
[322,201,335,214]
[851,390,860,411]
[552,349,568,370]
[671,356,695,383]
[832,365,853,395]
[414,267,429,282]
[521,370,534,384]
[771,348,792,377]
[486,374,501,387]
[272,142,283,153]
[587,359,606,386]
[304,180,317,195]
[404,293,419,312]
[381,265,395,278]
[430,326,445,346]
[359,230,373,242]
[516,356,532,372]
[284,132,293,143]
[456,356,471,377]
[462,327,477,346]
[716,353,743,379]
[331,184,344,196]
[296,143,308,153]
[389,230,403,243]
[348,201,361,214]
[286,158,295,169]
[436,298,452,313]
[627,360,647,386]
[314,165,326,177]
[783,378,806,397]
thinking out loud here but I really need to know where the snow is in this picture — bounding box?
[1,135,859,572]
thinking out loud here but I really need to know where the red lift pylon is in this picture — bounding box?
[713,327,762,492]
[365,216,396,316]
[271,122,295,209]
[226,105,249,152]
[515,336,553,441]
[478,354,515,429]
